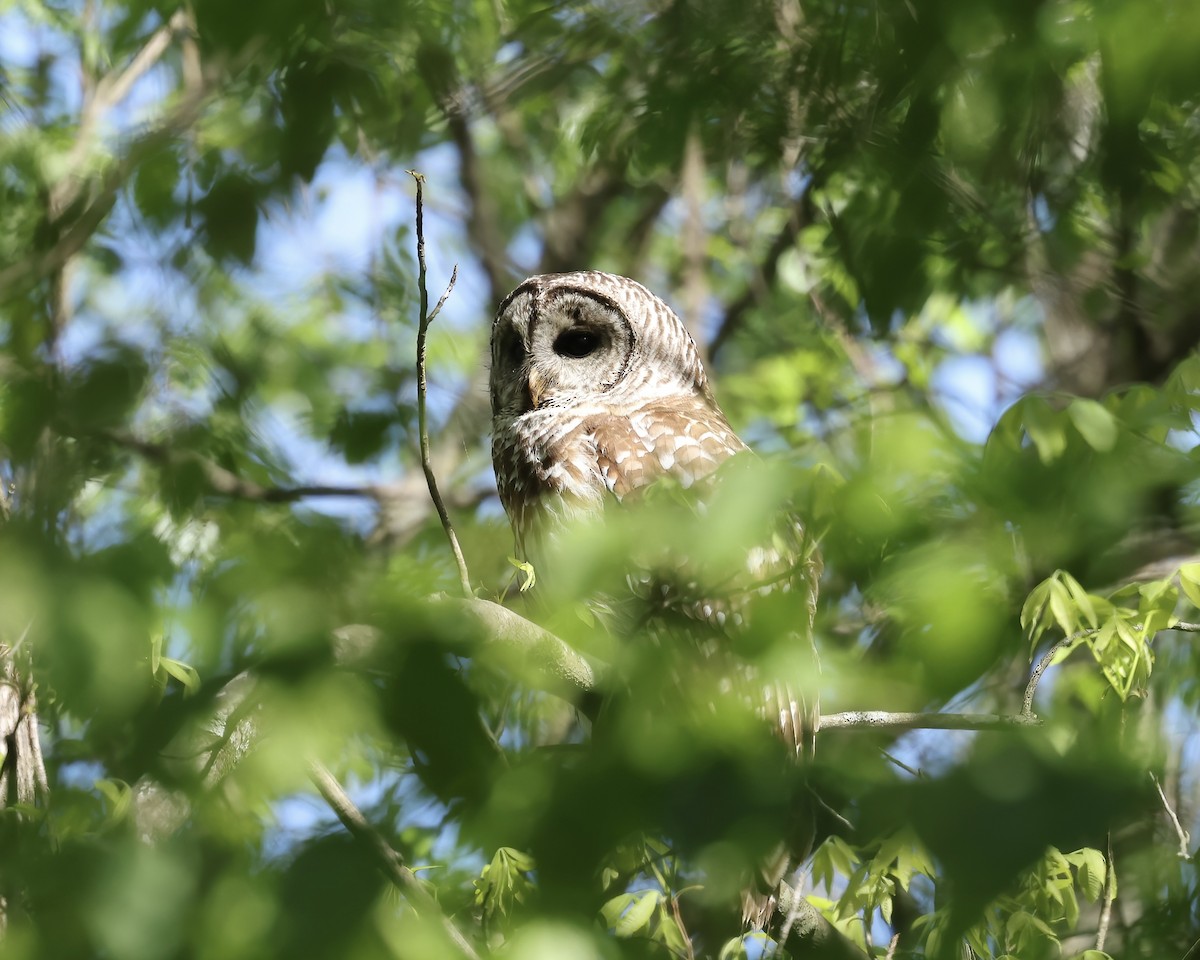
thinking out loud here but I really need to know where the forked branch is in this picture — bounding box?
[408,171,472,598]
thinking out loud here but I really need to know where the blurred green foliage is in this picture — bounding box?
[2,0,1200,957]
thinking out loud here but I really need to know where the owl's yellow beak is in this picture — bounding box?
[526,368,547,411]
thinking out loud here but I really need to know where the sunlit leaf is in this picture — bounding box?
[1067,399,1119,452]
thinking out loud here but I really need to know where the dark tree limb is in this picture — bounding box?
[108,431,385,504]
[709,188,815,357]
[443,110,509,306]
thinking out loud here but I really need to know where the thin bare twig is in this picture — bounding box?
[881,750,923,778]
[1151,771,1192,859]
[408,171,471,598]
[308,760,482,960]
[1023,632,1086,716]
[1023,620,1200,717]
[1095,832,1115,953]
[669,893,696,960]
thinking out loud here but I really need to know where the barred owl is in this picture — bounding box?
[489,271,820,924]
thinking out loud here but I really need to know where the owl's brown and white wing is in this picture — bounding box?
[583,398,821,761]
[587,397,747,499]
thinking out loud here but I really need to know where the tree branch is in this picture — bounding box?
[408,171,472,598]
[709,188,813,357]
[1151,771,1192,859]
[1023,632,1086,717]
[308,760,482,960]
[439,597,597,701]
[51,8,192,219]
[1023,620,1200,716]
[819,711,1042,733]
[1095,832,1115,953]
[109,431,384,504]
[0,39,255,295]
[443,111,509,305]
[775,882,870,960]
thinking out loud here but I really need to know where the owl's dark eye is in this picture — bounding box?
[553,329,601,358]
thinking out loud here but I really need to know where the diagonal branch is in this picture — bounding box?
[51,8,193,219]
[1,39,256,295]
[1151,770,1192,859]
[308,760,482,960]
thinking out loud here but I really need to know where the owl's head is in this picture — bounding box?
[490,271,711,420]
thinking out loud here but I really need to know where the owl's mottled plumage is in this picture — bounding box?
[489,271,820,926]
[491,271,747,554]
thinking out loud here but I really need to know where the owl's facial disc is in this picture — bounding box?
[524,289,634,408]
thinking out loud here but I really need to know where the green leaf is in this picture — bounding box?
[198,174,260,264]
[476,847,536,923]
[1048,579,1077,636]
[1114,618,1141,653]
[149,633,163,675]
[96,778,132,822]
[605,889,659,937]
[1067,399,1119,452]
[1022,578,1053,649]
[1070,848,1107,902]
[811,837,860,891]
[1179,563,1200,608]
[159,657,201,695]
[508,557,537,592]
[1023,397,1067,463]
[600,893,635,927]
[718,937,752,960]
[1061,572,1099,629]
